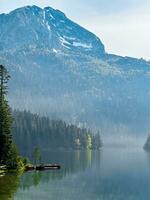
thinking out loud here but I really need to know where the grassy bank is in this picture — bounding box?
[0,164,26,176]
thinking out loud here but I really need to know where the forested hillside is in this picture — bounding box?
[12,110,102,155]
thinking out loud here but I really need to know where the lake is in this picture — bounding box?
[1,148,150,200]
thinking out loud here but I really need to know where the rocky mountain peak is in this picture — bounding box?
[0,5,105,57]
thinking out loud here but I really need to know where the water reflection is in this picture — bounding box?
[145,151,150,165]
[0,173,20,200]
[3,149,150,200]
[0,150,101,200]
[20,150,101,189]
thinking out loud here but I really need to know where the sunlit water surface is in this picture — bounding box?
[1,148,150,200]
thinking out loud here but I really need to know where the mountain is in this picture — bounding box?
[0,5,150,137]
[0,6,105,56]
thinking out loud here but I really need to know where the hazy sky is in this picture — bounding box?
[0,0,150,59]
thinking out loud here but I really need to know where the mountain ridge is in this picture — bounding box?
[0,5,150,137]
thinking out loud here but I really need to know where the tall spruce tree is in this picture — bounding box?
[0,65,17,167]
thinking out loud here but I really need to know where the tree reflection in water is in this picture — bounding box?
[0,173,20,200]
[19,150,101,190]
[0,150,101,199]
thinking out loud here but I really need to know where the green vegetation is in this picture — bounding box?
[0,172,21,200]
[12,110,102,155]
[0,65,26,171]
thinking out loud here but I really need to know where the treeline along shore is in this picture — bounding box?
[12,110,102,155]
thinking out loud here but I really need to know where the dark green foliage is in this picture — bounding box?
[92,131,103,150]
[0,173,20,200]
[0,65,19,168]
[12,110,102,155]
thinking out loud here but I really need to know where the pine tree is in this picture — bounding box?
[0,65,18,167]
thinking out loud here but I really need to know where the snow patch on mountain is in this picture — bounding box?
[73,42,92,49]
[63,36,76,41]
[46,22,51,31]
[43,10,46,21]
[59,36,71,48]
[52,48,58,53]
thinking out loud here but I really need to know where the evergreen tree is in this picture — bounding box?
[0,65,18,167]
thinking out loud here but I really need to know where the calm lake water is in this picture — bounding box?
[1,148,150,200]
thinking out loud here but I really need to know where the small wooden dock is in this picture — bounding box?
[25,164,61,171]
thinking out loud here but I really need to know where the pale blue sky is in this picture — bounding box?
[0,0,150,59]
